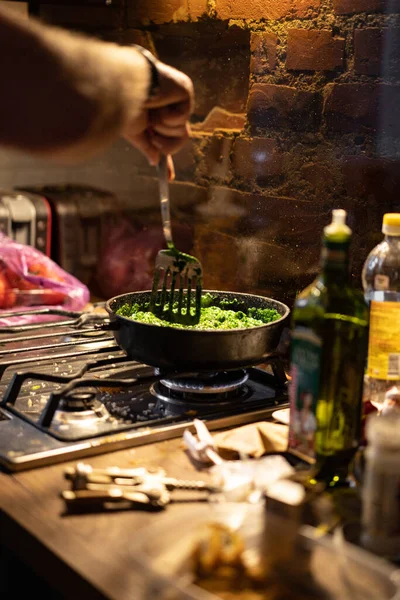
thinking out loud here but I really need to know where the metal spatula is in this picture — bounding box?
[149,155,202,325]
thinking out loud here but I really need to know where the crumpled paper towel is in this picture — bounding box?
[211,421,289,461]
[210,454,295,503]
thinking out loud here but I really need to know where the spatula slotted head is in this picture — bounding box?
[150,249,203,325]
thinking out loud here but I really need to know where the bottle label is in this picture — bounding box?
[321,247,346,264]
[315,315,367,459]
[374,274,390,291]
[288,327,321,460]
[321,239,349,269]
[368,301,400,380]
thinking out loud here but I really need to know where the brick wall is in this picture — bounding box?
[11,0,400,303]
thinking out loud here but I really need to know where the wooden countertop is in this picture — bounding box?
[0,437,216,600]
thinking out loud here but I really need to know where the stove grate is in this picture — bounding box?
[0,306,289,469]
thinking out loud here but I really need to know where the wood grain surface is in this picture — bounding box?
[0,437,216,599]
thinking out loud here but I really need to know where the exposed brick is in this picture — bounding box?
[193,221,240,292]
[169,180,208,209]
[193,186,325,299]
[380,85,400,138]
[205,135,233,180]
[133,0,187,24]
[324,83,400,134]
[104,174,207,211]
[341,156,400,251]
[191,107,246,133]
[153,176,384,301]
[216,0,291,20]
[232,137,283,183]
[192,187,245,291]
[188,0,208,19]
[333,0,400,14]
[127,0,206,25]
[235,192,329,247]
[324,83,376,131]
[301,162,339,197]
[354,28,400,77]
[342,156,400,206]
[293,0,321,18]
[215,0,319,19]
[247,83,321,131]
[173,138,197,180]
[287,30,344,71]
[354,29,382,75]
[215,189,326,299]
[153,23,250,118]
[250,32,278,75]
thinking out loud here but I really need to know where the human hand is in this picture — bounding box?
[124,54,194,179]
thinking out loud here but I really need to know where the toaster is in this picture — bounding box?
[0,190,52,256]
[16,184,121,289]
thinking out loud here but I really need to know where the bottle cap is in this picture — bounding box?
[382,213,400,236]
[324,209,351,241]
[332,209,347,225]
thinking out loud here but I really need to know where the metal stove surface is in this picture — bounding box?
[0,308,288,471]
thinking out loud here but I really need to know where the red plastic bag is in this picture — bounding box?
[0,232,89,325]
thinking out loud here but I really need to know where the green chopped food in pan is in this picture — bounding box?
[115,293,281,330]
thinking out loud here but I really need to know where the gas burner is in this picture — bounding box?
[59,391,98,412]
[150,370,252,414]
[52,396,116,435]
[161,370,249,395]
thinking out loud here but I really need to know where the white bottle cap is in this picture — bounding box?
[332,209,347,225]
[324,208,351,237]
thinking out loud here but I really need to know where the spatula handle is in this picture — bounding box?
[158,154,174,250]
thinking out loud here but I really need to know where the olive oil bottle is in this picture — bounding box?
[288,209,369,487]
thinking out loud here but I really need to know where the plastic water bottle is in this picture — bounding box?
[362,213,400,412]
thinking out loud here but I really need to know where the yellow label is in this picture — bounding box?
[368,301,400,380]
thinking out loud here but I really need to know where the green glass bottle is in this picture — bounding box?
[288,209,369,487]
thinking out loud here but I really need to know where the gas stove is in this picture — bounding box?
[0,308,289,471]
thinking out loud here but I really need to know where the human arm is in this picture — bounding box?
[0,8,193,166]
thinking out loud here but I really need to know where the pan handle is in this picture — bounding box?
[255,351,288,386]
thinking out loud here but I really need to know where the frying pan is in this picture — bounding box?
[105,290,290,372]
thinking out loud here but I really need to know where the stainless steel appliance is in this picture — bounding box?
[15,184,120,288]
[0,190,52,255]
[0,307,288,471]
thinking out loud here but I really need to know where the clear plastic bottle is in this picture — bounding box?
[362,213,400,411]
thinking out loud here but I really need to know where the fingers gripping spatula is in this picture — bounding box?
[149,155,203,325]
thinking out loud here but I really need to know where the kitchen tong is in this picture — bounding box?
[61,462,217,511]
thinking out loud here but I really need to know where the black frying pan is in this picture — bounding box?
[106,290,290,372]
